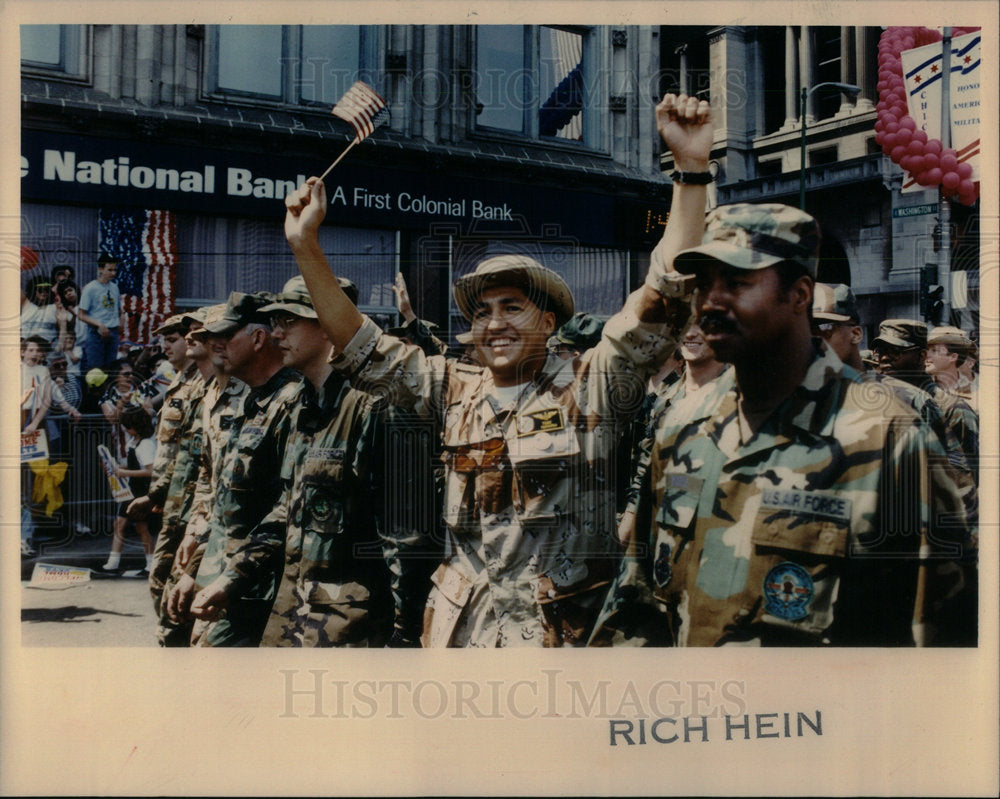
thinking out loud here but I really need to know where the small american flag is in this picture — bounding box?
[99,209,177,346]
[331,81,389,141]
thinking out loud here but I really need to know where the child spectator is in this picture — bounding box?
[101,405,157,575]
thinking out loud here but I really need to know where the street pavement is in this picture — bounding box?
[21,571,158,646]
[21,518,159,647]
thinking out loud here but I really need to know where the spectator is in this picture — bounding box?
[55,279,86,350]
[101,406,157,576]
[21,336,53,558]
[21,277,59,344]
[77,253,122,374]
[100,359,156,425]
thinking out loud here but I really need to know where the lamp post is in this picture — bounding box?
[799,82,861,210]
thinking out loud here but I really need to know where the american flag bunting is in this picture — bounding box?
[99,208,177,346]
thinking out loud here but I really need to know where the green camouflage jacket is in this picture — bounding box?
[193,367,303,646]
[220,372,392,647]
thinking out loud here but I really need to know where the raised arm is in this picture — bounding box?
[636,93,715,323]
[284,178,365,351]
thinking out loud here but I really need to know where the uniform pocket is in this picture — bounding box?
[748,490,852,638]
[536,557,615,646]
[420,560,474,647]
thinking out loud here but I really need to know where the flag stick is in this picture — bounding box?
[318,138,360,181]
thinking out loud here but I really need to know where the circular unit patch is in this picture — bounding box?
[762,562,814,621]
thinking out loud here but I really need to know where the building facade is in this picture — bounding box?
[20,24,979,345]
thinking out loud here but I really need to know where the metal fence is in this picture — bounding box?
[24,412,119,549]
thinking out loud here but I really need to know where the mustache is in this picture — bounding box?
[698,313,738,336]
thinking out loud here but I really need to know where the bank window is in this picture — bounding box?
[21,25,87,80]
[475,25,597,145]
[207,25,374,106]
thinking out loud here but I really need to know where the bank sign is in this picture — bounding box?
[22,130,664,247]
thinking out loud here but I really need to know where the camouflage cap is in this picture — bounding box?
[152,313,190,336]
[260,275,359,319]
[555,312,605,350]
[188,303,228,339]
[202,291,275,335]
[453,254,575,326]
[873,318,927,349]
[674,203,821,278]
[180,305,212,327]
[928,325,973,353]
[859,349,878,368]
[812,283,859,323]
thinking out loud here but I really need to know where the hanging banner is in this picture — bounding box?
[899,31,980,193]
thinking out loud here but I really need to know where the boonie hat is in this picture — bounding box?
[872,319,927,349]
[453,255,575,326]
[202,291,275,335]
[927,325,973,354]
[674,203,821,278]
[812,283,859,323]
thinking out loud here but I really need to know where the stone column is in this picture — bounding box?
[855,26,876,111]
[838,26,856,115]
[800,26,817,123]
[782,26,798,130]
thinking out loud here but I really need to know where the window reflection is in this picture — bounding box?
[476,26,525,133]
[21,25,63,67]
[539,26,583,140]
[217,26,284,97]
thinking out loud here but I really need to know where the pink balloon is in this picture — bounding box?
[940,152,958,171]
[958,179,975,195]
[906,139,925,156]
[896,128,912,145]
[891,145,908,162]
[900,116,916,131]
[908,156,926,174]
[957,162,973,179]
[883,132,899,149]
[923,152,940,169]
[925,167,942,184]
[942,171,960,190]
[925,140,942,155]
[913,129,927,144]
[885,121,900,134]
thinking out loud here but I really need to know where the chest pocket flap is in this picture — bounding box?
[750,488,851,558]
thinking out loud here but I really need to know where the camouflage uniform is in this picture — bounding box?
[182,373,247,646]
[332,272,687,647]
[592,204,969,648]
[593,343,969,646]
[147,367,204,606]
[221,372,391,646]
[192,366,303,647]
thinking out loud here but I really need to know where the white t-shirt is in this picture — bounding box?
[21,301,59,344]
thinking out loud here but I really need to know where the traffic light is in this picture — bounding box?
[919,265,944,324]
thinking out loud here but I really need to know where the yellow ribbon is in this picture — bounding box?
[29,459,68,517]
